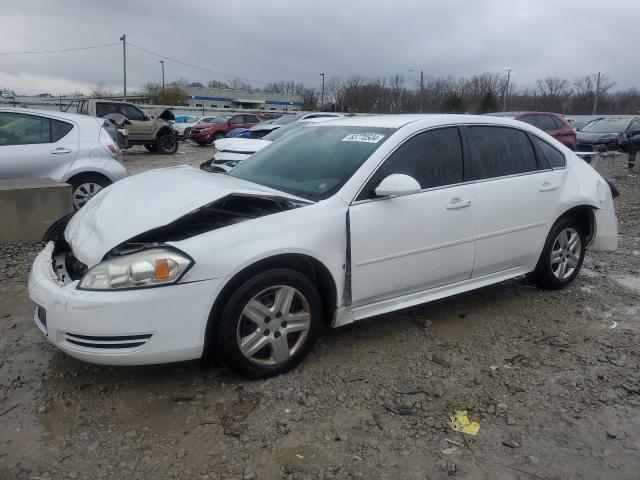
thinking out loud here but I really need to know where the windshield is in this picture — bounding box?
[229,125,394,201]
[581,118,631,134]
[262,121,307,141]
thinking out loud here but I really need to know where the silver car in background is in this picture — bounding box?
[0,108,128,208]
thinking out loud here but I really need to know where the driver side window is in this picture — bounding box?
[119,105,147,121]
[357,127,464,200]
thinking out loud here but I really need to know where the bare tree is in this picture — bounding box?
[90,83,114,98]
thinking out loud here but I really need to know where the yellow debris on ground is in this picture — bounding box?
[449,410,480,436]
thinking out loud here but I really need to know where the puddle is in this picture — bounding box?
[612,274,640,293]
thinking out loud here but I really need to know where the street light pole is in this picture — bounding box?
[320,73,325,110]
[502,67,513,112]
[159,60,165,97]
[119,34,127,100]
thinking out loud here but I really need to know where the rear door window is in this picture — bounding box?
[358,127,464,200]
[518,115,537,126]
[95,103,119,117]
[467,126,538,179]
[50,119,74,142]
[536,115,557,132]
[0,112,51,145]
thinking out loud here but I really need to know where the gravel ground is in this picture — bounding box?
[1,148,639,479]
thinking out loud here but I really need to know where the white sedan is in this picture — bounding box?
[28,115,617,378]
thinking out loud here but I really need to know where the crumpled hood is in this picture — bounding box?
[65,166,298,266]
[214,137,271,153]
[576,132,619,144]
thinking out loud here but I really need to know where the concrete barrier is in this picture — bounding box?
[588,152,628,180]
[0,178,72,243]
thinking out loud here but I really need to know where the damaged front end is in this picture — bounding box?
[46,193,309,286]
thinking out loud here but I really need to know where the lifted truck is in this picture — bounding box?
[77,99,178,154]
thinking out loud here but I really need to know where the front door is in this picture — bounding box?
[119,104,154,141]
[349,126,477,305]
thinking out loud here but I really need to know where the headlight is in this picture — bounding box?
[78,248,193,290]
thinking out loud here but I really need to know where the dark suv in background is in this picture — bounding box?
[487,111,576,150]
[576,117,640,167]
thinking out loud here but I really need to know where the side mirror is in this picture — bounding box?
[374,174,421,197]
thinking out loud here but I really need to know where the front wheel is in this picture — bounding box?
[156,133,178,154]
[69,174,111,209]
[215,269,322,378]
[209,132,225,144]
[530,217,586,290]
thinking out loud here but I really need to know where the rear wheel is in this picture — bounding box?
[69,174,111,209]
[530,217,585,290]
[156,133,178,154]
[215,269,322,378]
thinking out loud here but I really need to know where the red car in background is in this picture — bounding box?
[487,111,576,150]
[190,113,265,146]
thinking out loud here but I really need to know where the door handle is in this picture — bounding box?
[539,182,559,192]
[51,147,72,155]
[446,198,471,210]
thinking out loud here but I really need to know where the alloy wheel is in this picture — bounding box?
[550,227,581,280]
[236,285,311,366]
[73,182,103,209]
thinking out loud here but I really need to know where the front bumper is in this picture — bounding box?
[28,243,221,365]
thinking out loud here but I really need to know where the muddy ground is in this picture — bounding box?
[1,144,639,479]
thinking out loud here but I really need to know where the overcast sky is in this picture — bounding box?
[1,0,638,95]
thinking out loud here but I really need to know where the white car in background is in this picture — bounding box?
[172,116,222,139]
[0,108,128,208]
[28,114,617,378]
[248,112,344,138]
[207,117,340,173]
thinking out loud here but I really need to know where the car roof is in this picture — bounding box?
[0,107,102,126]
[486,111,565,117]
[314,113,540,130]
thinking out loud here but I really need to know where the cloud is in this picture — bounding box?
[1,0,638,95]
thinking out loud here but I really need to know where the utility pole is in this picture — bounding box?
[419,70,424,113]
[320,73,325,110]
[503,67,513,112]
[120,34,127,100]
[592,71,601,115]
[410,69,424,113]
[159,60,165,97]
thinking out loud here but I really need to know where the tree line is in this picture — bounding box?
[95,72,640,115]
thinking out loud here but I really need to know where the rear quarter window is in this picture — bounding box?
[532,136,566,168]
[50,119,73,142]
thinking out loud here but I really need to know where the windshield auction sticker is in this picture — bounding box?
[341,133,385,143]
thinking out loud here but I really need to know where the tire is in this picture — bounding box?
[69,174,111,209]
[529,217,586,290]
[209,132,225,145]
[156,133,178,155]
[184,127,192,137]
[144,143,158,152]
[215,269,322,379]
[196,141,208,147]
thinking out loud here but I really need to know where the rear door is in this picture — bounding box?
[466,125,563,277]
[0,111,78,181]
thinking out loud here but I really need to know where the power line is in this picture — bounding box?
[0,42,119,55]
[127,42,270,85]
